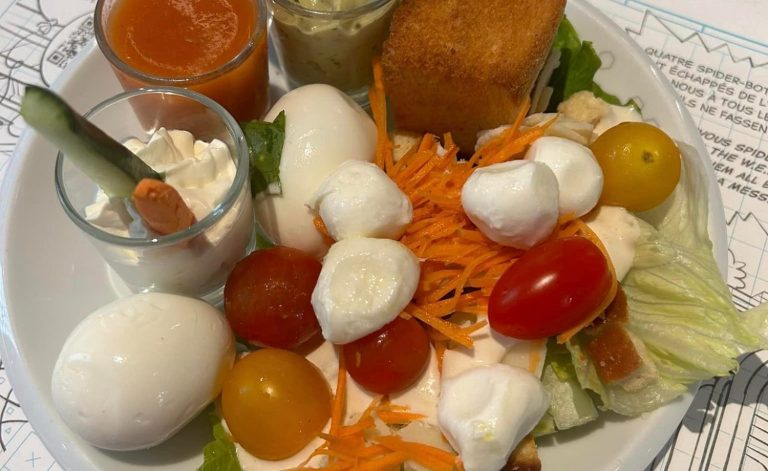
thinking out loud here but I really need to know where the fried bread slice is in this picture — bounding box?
[382,0,565,151]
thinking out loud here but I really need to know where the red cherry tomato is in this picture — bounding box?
[488,236,612,340]
[224,246,321,349]
[343,316,430,395]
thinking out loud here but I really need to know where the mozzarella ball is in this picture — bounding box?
[308,160,412,240]
[585,205,641,281]
[311,238,420,344]
[525,136,604,218]
[438,365,549,471]
[51,293,235,451]
[461,160,559,249]
[254,84,377,258]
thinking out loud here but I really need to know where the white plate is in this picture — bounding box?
[0,1,727,470]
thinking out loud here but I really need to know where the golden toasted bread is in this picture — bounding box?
[585,295,659,392]
[382,0,565,151]
[585,322,643,384]
[504,435,541,471]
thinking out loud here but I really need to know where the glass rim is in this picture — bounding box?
[269,0,395,20]
[94,0,267,85]
[54,86,251,248]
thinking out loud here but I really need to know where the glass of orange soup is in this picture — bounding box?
[94,0,269,121]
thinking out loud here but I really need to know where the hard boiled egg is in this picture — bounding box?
[309,160,412,241]
[525,136,604,218]
[254,84,377,258]
[438,365,549,471]
[461,160,559,249]
[311,238,420,344]
[51,293,235,451]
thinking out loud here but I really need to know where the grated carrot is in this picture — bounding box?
[372,435,458,471]
[314,216,336,246]
[308,391,458,470]
[376,410,426,425]
[407,305,475,348]
[371,91,592,348]
[330,351,347,437]
[131,178,196,235]
[528,339,546,374]
[369,59,393,172]
[338,416,375,437]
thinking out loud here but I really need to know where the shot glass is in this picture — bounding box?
[268,0,399,104]
[55,88,255,304]
[94,0,270,121]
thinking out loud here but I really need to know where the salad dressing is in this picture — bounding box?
[269,0,398,101]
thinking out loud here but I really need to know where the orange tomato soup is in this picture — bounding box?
[105,0,269,120]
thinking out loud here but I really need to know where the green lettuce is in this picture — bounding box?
[540,341,599,430]
[241,111,285,196]
[198,409,242,471]
[565,144,767,416]
[546,17,638,112]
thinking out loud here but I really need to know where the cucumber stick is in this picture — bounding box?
[21,85,163,198]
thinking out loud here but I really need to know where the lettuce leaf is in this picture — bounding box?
[198,409,242,471]
[541,341,599,429]
[546,17,638,112]
[566,144,766,416]
[241,111,285,196]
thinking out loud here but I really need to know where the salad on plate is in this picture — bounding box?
[13,1,768,471]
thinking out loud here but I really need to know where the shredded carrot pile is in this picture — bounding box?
[301,353,461,471]
[368,61,584,349]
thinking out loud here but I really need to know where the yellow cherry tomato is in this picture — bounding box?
[221,348,331,460]
[590,122,681,212]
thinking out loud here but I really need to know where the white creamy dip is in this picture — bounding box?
[86,128,235,237]
[85,128,254,298]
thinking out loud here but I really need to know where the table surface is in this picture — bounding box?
[0,0,767,470]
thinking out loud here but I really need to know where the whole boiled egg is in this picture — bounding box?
[51,293,235,451]
[254,84,377,258]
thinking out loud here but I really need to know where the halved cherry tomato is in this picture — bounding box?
[590,122,681,212]
[488,236,612,339]
[222,349,331,460]
[343,316,430,395]
[224,246,321,349]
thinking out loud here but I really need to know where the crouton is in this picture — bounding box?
[382,0,566,151]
